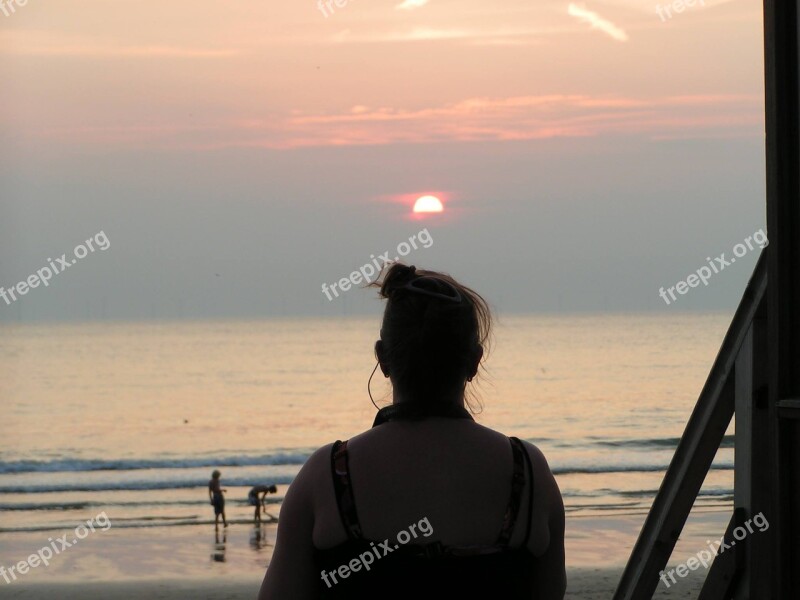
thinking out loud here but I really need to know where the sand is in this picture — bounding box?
[2,568,706,599]
[0,515,715,598]
[0,514,718,599]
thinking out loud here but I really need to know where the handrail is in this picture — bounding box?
[613,250,768,600]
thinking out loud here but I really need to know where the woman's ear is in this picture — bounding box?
[375,340,390,377]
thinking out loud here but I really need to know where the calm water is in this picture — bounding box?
[0,312,735,540]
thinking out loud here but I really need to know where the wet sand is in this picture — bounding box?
[3,568,706,599]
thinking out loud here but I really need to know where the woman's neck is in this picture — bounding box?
[392,389,466,407]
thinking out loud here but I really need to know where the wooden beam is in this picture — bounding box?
[776,399,800,419]
[764,0,800,597]
[612,254,767,600]
[732,304,770,599]
[698,509,746,600]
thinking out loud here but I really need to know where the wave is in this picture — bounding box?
[0,497,284,511]
[551,462,732,476]
[0,475,295,494]
[0,452,313,475]
[616,488,733,499]
[0,487,733,512]
[553,435,735,450]
[0,462,733,494]
[0,436,734,477]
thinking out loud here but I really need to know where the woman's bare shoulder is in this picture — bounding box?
[516,439,563,513]
[289,442,336,497]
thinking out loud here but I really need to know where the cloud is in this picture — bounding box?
[330,25,562,45]
[395,0,429,10]
[216,94,761,149]
[567,3,629,42]
[33,94,761,150]
[1,32,239,57]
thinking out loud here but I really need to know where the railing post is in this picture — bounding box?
[764,0,800,597]
[732,303,769,599]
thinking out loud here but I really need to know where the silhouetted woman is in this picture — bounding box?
[259,264,565,599]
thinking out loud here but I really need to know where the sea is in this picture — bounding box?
[0,313,737,574]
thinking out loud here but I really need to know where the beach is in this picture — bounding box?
[1,0,773,591]
[0,508,720,598]
[0,314,734,597]
[3,569,706,599]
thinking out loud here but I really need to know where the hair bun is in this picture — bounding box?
[379,263,418,299]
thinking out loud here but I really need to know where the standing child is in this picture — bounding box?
[208,470,227,529]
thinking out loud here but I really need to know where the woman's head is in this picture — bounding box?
[370,263,491,410]
[212,470,221,479]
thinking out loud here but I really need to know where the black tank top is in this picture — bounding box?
[312,403,537,599]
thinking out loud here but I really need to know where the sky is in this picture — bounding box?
[0,0,768,321]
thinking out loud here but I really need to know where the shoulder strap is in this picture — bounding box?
[330,440,363,539]
[520,439,535,548]
[496,436,527,546]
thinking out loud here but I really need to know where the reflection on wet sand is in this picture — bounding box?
[250,525,272,551]
[212,530,227,562]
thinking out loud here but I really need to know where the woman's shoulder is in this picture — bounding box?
[278,442,338,516]
[515,438,564,538]
[508,437,559,492]
[514,437,552,468]
[299,442,337,479]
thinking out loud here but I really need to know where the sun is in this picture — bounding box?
[413,195,444,214]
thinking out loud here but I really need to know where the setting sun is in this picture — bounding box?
[413,195,444,214]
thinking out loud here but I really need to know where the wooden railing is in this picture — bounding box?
[612,253,767,600]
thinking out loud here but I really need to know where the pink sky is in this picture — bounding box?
[2,0,763,152]
[0,0,769,320]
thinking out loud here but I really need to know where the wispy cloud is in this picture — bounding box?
[567,3,628,42]
[41,45,238,58]
[237,94,760,148]
[2,32,239,57]
[395,0,429,10]
[204,94,757,148]
[331,25,563,45]
[32,94,761,149]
